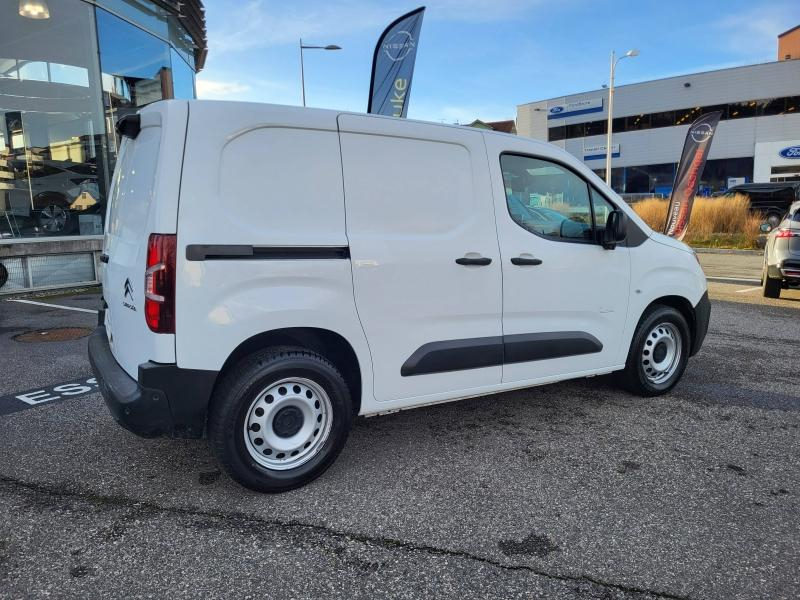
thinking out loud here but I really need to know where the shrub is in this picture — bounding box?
[631,194,762,248]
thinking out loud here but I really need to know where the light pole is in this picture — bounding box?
[605,48,639,186]
[300,39,341,107]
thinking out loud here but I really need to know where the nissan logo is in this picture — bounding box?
[779,145,800,159]
[690,123,714,143]
[382,31,416,62]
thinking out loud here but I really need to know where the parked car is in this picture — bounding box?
[89,101,710,492]
[0,159,100,236]
[761,200,800,298]
[719,183,800,227]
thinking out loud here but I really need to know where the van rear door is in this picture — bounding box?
[102,101,188,379]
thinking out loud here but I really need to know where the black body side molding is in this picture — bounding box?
[401,337,504,376]
[401,332,603,376]
[186,245,350,261]
[503,332,602,364]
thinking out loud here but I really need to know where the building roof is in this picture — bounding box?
[468,119,517,133]
[518,59,798,107]
[486,119,517,133]
[155,0,208,70]
[778,24,800,38]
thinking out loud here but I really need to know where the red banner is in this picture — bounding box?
[664,111,722,240]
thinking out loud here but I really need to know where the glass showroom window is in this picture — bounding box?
[96,8,197,163]
[0,0,108,239]
[170,49,196,100]
[96,8,172,158]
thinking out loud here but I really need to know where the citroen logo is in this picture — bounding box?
[124,278,134,300]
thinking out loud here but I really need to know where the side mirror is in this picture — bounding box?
[760,223,772,233]
[602,210,628,250]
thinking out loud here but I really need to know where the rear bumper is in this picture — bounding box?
[690,291,710,357]
[780,259,800,281]
[88,318,217,438]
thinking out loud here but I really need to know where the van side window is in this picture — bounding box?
[591,187,617,230]
[500,154,594,242]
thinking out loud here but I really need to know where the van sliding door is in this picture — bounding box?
[338,114,503,403]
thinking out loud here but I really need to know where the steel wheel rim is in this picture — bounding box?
[641,322,682,384]
[243,377,333,471]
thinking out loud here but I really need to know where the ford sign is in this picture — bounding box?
[549,106,564,114]
[779,145,800,159]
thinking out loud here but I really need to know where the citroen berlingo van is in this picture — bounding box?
[89,100,710,492]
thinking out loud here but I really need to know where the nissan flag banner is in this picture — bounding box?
[663,111,723,240]
[368,7,425,118]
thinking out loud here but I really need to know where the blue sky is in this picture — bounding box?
[196,0,798,123]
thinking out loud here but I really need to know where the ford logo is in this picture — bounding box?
[779,145,800,159]
[549,106,564,114]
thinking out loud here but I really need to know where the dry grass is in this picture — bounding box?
[632,194,763,248]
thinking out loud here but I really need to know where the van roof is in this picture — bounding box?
[182,99,544,145]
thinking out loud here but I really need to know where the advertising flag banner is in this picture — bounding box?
[368,7,425,118]
[664,111,723,240]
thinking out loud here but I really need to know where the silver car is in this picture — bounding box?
[762,200,800,298]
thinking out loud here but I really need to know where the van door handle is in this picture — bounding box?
[99,253,109,263]
[456,256,492,266]
[510,255,542,266]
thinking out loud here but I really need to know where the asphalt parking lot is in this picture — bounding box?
[1,282,799,599]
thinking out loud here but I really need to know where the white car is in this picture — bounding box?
[89,101,710,492]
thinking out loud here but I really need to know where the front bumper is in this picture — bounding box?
[88,318,217,438]
[690,291,710,357]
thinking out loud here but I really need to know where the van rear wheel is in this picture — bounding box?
[619,305,690,397]
[208,347,353,492]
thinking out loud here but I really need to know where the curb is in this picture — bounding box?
[706,276,761,286]
[693,247,763,256]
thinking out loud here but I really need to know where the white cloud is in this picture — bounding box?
[409,101,515,124]
[207,1,390,54]
[715,4,797,59]
[206,0,544,55]
[425,0,541,22]
[195,78,252,99]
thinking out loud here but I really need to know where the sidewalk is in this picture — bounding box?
[696,251,762,283]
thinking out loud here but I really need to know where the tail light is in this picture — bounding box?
[145,234,176,333]
[775,228,799,238]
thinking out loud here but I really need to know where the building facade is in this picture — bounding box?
[517,59,800,197]
[0,0,206,293]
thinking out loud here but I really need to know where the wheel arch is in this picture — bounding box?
[215,327,362,416]
[640,294,700,355]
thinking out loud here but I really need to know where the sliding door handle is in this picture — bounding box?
[510,255,542,266]
[456,256,492,266]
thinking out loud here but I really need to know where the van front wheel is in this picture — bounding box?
[619,305,690,397]
[208,347,353,492]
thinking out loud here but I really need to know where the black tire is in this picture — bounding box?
[618,305,691,397]
[208,346,353,493]
[762,270,781,299]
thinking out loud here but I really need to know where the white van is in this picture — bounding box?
[89,101,710,492]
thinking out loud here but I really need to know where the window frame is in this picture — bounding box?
[499,151,620,246]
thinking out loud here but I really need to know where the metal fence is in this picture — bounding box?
[0,252,97,294]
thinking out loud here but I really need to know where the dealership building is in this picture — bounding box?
[0,0,206,294]
[517,42,800,196]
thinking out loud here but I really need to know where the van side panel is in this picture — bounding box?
[175,103,373,410]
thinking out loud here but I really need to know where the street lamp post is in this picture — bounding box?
[605,48,639,186]
[299,39,341,107]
